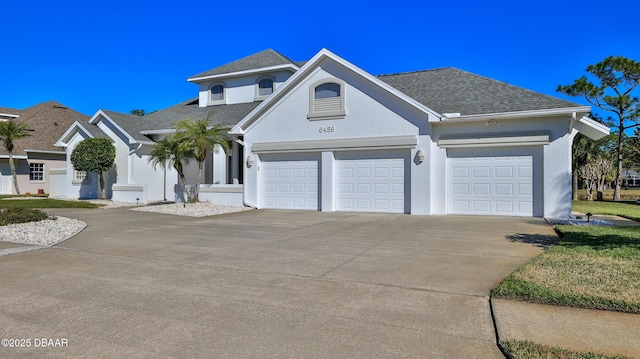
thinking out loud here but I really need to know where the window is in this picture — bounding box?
[74,170,87,181]
[258,78,274,96]
[315,83,340,99]
[308,79,346,120]
[210,84,224,102]
[29,163,44,181]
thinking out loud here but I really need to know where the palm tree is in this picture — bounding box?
[174,118,230,202]
[148,135,193,200]
[0,120,31,195]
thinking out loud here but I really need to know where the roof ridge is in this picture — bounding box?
[267,48,298,66]
[377,67,457,78]
[188,49,298,80]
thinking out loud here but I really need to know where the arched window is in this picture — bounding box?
[314,83,340,99]
[210,84,224,102]
[258,78,274,97]
[308,79,346,119]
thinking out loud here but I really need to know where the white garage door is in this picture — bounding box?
[261,155,319,210]
[337,152,405,213]
[448,148,533,216]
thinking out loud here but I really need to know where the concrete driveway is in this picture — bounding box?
[0,209,557,358]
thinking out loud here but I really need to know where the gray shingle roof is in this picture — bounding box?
[378,68,583,116]
[142,98,261,132]
[100,110,152,142]
[79,122,108,139]
[188,49,297,80]
[98,99,261,141]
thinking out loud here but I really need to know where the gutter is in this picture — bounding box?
[438,106,591,123]
[24,149,66,154]
[129,142,143,155]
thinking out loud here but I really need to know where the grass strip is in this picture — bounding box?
[0,199,99,209]
[500,339,632,359]
[572,200,640,221]
[493,226,640,313]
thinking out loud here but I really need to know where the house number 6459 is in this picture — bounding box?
[319,126,335,133]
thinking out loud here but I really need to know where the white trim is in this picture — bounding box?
[438,133,550,148]
[112,184,144,191]
[252,135,417,153]
[0,113,19,119]
[0,155,27,159]
[24,149,66,154]
[89,110,138,145]
[140,128,176,136]
[437,107,591,123]
[230,48,440,135]
[187,64,299,83]
[55,121,93,147]
[575,116,610,140]
[199,184,244,193]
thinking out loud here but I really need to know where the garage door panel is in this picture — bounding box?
[473,201,491,212]
[448,148,534,216]
[473,167,490,178]
[262,157,319,210]
[495,201,514,212]
[452,167,469,177]
[495,183,513,195]
[473,183,490,195]
[452,183,469,195]
[495,166,513,177]
[337,153,405,213]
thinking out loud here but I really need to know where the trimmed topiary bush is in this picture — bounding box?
[0,207,52,226]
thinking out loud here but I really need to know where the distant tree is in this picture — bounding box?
[558,56,640,200]
[0,121,31,195]
[130,109,146,116]
[572,133,601,200]
[174,117,230,202]
[148,135,194,201]
[579,157,613,201]
[622,129,640,172]
[70,138,116,199]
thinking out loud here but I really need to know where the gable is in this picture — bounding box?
[232,49,438,137]
[244,58,434,145]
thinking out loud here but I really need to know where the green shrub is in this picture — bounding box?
[0,207,52,226]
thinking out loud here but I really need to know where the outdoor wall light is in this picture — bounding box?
[416,149,426,163]
[246,155,254,168]
[486,119,498,126]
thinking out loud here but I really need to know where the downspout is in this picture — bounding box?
[128,142,143,155]
[128,142,143,184]
[568,112,577,133]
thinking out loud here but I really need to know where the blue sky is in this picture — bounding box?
[2,0,639,117]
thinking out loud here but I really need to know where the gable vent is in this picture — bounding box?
[314,97,341,112]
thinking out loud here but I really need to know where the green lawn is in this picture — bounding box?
[0,198,99,209]
[493,225,640,313]
[572,200,640,221]
[500,339,631,359]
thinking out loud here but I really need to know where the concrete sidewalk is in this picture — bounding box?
[493,298,640,358]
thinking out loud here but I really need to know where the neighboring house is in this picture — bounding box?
[623,169,640,187]
[56,48,609,217]
[0,102,87,195]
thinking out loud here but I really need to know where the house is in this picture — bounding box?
[0,102,87,195]
[56,48,609,217]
